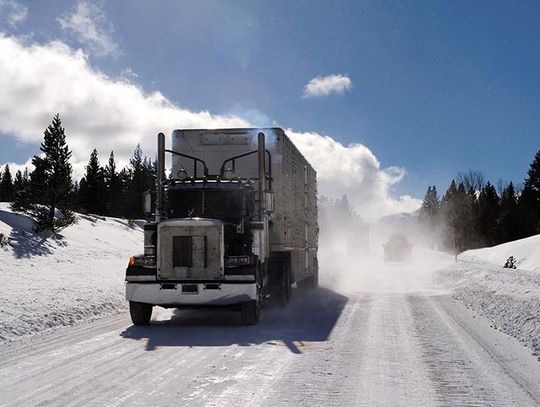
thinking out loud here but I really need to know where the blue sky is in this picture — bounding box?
[1,0,539,215]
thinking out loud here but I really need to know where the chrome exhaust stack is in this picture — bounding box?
[156,132,165,222]
[257,131,266,218]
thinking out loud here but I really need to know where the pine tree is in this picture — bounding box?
[455,182,473,250]
[441,181,456,251]
[13,169,24,195]
[497,182,519,243]
[466,185,480,248]
[524,150,540,203]
[477,182,499,246]
[11,168,30,211]
[28,155,49,204]
[516,184,539,238]
[79,149,106,214]
[0,165,15,202]
[124,145,156,218]
[104,151,123,217]
[420,185,440,219]
[118,167,132,216]
[522,150,540,235]
[68,180,80,209]
[441,180,471,252]
[13,114,75,232]
[419,185,441,246]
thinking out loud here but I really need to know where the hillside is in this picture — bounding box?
[0,203,142,342]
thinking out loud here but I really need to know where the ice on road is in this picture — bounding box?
[2,287,540,406]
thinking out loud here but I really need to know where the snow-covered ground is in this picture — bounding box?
[0,198,540,364]
[2,198,539,362]
[2,207,540,405]
[2,271,540,405]
[0,203,142,342]
[436,235,540,358]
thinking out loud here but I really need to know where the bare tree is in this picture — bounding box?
[456,169,485,192]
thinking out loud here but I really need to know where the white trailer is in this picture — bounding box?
[125,128,318,325]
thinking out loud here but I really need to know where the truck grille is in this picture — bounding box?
[157,220,223,280]
[172,236,193,267]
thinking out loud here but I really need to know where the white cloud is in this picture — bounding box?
[0,0,27,28]
[57,1,119,57]
[119,68,139,83]
[0,34,419,221]
[0,157,33,178]
[0,34,248,176]
[288,130,421,220]
[303,74,352,98]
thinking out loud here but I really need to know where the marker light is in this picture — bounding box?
[177,168,188,180]
[222,168,234,179]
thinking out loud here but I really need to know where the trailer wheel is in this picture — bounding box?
[129,301,153,326]
[241,300,260,325]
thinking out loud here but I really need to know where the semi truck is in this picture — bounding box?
[125,128,318,325]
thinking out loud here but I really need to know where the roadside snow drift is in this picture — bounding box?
[0,203,142,342]
[459,234,540,272]
[437,235,540,357]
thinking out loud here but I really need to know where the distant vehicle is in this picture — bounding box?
[383,233,412,262]
[125,128,318,326]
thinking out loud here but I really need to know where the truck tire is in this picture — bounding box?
[241,300,260,325]
[129,301,153,326]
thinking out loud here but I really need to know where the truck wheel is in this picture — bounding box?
[129,301,153,326]
[241,300,260,325]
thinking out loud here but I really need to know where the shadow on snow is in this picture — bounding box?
[8,228,54,258]
[0,207,69,258]
[120,287,348,354]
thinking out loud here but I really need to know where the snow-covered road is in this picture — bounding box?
[2,287,540,407]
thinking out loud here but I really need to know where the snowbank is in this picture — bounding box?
[437,234,540,358]
[0,203,142,342]
[459,234,540,272]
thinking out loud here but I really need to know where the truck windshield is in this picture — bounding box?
[166,188,245,223]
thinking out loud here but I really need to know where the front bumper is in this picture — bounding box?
[125,282,257,306]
